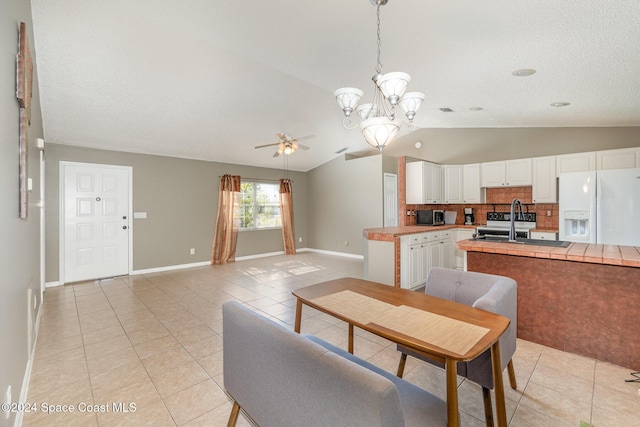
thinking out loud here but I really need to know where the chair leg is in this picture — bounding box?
[396,353,408,378]
[482,386,494,427]
[227,401,241,427]
[507,359,517,389]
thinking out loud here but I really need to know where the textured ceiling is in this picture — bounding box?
[31,0,640,171]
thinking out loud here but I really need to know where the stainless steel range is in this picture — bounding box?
[476,211,536,239]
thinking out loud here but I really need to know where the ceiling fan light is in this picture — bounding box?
[399,92,425,122]
[284,146,293,155]
[334,87,364,117]
[376,72,410,105]
[291,142,299,150]
[360,116,400,151]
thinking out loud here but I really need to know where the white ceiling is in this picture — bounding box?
[31,0,640,172]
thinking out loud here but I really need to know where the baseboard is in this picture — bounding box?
[46,248,362,282]
[303,248,364,260]
[15,299,42,427]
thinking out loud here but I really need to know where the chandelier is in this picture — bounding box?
[334,0,424,151]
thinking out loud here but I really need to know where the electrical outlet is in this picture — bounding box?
[190,248,195,255]
[546,210,552,217]
[298,237,302,243]
[344,241,349,246]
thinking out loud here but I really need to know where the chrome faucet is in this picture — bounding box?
[509,198,524,242]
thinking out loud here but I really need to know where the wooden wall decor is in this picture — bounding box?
[16,22,33,219]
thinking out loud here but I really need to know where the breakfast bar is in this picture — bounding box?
[458,239,640,370]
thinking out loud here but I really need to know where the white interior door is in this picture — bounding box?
[383,173,398,227]
[61,162,132,284]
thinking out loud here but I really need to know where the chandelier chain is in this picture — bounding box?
[375,5,382,74]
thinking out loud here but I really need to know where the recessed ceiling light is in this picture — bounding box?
[512,69,536,77]
[469,107,483,111]
[550,102,571,107]
[415,141,423,149]
[439,108,454,112]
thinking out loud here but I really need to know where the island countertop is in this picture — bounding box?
[457,239,640,268]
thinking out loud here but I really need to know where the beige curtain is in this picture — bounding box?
[212,174,241,264]
[279,179,296,255]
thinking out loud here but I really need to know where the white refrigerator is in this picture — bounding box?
[559,168,640,245]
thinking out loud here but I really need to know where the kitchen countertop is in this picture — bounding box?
[363,224,478,242]
[457,239,640,268]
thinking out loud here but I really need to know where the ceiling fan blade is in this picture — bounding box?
[273,151,281,158]
[255,143,279,149]
[298,144,311,150]
[296,134,315,141]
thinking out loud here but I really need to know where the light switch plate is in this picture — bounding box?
[133,212,147,219]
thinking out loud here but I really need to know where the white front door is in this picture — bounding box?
[61,162,132,284]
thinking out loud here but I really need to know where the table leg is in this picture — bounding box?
[294,299,302,333]
[445,359,459,427]
[348,323,354,354]
[491,341,507,427]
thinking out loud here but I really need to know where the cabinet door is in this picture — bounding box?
[443,165,463,204]
[481,161,506,187]
[454,229,475,270]
[556,152,596,176]
[532,156,557,203]
[463,163,483,203]
[409,244,422,288]
[505,158,532,186]
[424,163,442,203]
[597,148,639,170]
[429,240,443,272]
[406,162,424,204]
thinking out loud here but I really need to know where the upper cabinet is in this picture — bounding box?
[443,165,463,204]
[406,161,442,204]
[462,163,484,203]
[556,152,597,175]
[532,156,557,203]
[481,159,532,187]
[596,147,640,170]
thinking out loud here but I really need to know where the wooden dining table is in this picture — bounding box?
[292,277,510,427]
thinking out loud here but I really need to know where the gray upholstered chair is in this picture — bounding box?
[396,267,518,426]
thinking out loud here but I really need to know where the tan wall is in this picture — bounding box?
[1,4,45,425]
[307,154,384,255]
[45,144,307,281]
[386,127,640,164]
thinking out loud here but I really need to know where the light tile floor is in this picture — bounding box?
[22,253,640,426]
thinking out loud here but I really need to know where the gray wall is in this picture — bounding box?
[1,3,44,426]
[386,127,640,164]
[307,154,384,256]
[45,144,307,282]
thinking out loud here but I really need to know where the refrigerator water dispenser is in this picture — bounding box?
[563,210,591,240]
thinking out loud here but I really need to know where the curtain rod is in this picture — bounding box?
[218,176,293,182]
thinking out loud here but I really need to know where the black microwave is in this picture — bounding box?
[416,210,445,226]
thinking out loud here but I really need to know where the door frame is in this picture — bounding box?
[383,173,398,227]
[59,161,133,285]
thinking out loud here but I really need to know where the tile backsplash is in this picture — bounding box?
[405,186,559,230]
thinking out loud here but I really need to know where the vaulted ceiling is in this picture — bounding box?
[31,0,640,171]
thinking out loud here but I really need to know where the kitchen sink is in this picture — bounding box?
[474,236,572,248]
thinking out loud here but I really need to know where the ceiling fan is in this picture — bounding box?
[254,133,312,157]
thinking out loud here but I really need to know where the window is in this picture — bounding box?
[237,181,281,230]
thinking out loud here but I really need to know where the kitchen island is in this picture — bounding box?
[458,239,640,370]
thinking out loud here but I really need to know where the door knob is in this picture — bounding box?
[122,226,128,229]
[122,216,127,219]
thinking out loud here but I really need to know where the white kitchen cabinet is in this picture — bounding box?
[406,161,442,204]
[454,229,474,270]
[400,230,453,290]
[443,165,463,204]
[530,231,557,240]
[481,159,532,187]
[556,152,596,176]
[463,163,484,203]
[596,147,640,170]
[532,156,557,203]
